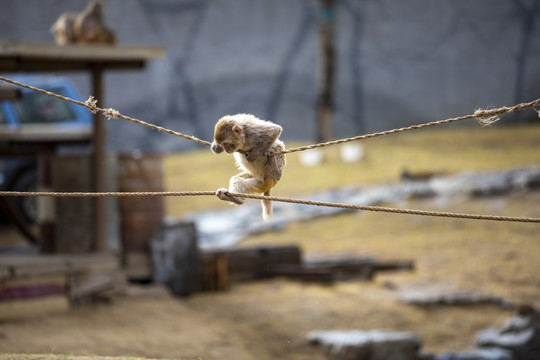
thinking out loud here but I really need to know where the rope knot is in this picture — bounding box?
[103,108,121,120]
[474,107,503,126]
[85,96,99,114]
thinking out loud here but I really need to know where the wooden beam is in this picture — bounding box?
[0,59,145,72]
[92,66,107,252]
[0,41,165,61]
[0,42,164,73]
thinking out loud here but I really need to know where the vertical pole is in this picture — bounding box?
[38,154,55,253]
[316,0,336,142]
[92,67,107,252]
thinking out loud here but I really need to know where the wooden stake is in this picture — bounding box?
[316,0,336,142]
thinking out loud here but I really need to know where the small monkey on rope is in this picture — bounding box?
[211,114,286,219]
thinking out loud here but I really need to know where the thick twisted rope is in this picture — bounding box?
[0,75,211,147]
[1,190,539,223]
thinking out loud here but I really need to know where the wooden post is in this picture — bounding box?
[91,67,107,252]
[38,155,55,253]
[316,0,336,142]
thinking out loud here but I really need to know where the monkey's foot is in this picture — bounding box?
[216,188,244,205]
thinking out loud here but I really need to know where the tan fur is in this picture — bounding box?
[211,114,286,219]
[51,1,116,45]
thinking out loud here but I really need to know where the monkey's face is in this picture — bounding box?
[211,139,236,154]
[219,140,237,154]
[212,119,244,154]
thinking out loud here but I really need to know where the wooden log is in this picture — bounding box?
[202,245,302,282]
[152,222,202,296]
[372,260,415,272]
[265,264,334,283]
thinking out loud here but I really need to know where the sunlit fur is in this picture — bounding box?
[211,114,286,219]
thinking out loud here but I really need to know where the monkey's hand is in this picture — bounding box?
[245,148,263,162]
[211,141,224,154]
[265,153,283,181]
[216,188,244,205]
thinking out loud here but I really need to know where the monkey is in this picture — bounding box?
[74,1,116,44]
[51,12,77,45]
[211,114,286,219]
[51,1,116,45]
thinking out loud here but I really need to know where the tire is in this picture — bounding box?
[12,170,38,224]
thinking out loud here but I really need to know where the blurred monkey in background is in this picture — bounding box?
[51,1,116,45]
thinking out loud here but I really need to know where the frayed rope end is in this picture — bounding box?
[84,96,120,120]
[103,108,121,120]
[85,96,98,114]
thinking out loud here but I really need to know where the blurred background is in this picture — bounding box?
[1,1,540,360]
[2,0,540,152]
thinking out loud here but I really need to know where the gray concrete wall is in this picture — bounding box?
[1,0,539,152]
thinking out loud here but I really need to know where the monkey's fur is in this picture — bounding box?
[51,1,116,45]
[211,114,286,219]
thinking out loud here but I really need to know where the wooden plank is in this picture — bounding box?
[0,254,120,279]
[0,59,145,72]
[0,283,64,301]
[0,41,165,61]
[202,245,302,282]
[202,254,228,291]
[372,260,415,272]
[0,42,165,72]
[0,125,92,141]
[265,265,334,283]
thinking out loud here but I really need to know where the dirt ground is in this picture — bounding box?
[1,190,539,360]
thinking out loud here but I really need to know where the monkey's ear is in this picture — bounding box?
[232,125,243,135]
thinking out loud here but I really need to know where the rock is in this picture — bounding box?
[476,305,540,360]
[400,290,513,309]
[307,329,422,360]
[434,348,513,360]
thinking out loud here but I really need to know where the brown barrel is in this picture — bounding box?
[117,153,165,258]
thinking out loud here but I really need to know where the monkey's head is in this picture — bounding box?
[211,116,245,154]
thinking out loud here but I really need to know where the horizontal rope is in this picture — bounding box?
[1,190,538,223]
[0,191,215,197]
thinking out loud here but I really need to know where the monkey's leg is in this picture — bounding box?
[216,174,265,205]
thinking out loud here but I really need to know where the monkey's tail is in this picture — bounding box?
[262,190,272,220]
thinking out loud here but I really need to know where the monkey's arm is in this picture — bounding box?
[245,123,282,162]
